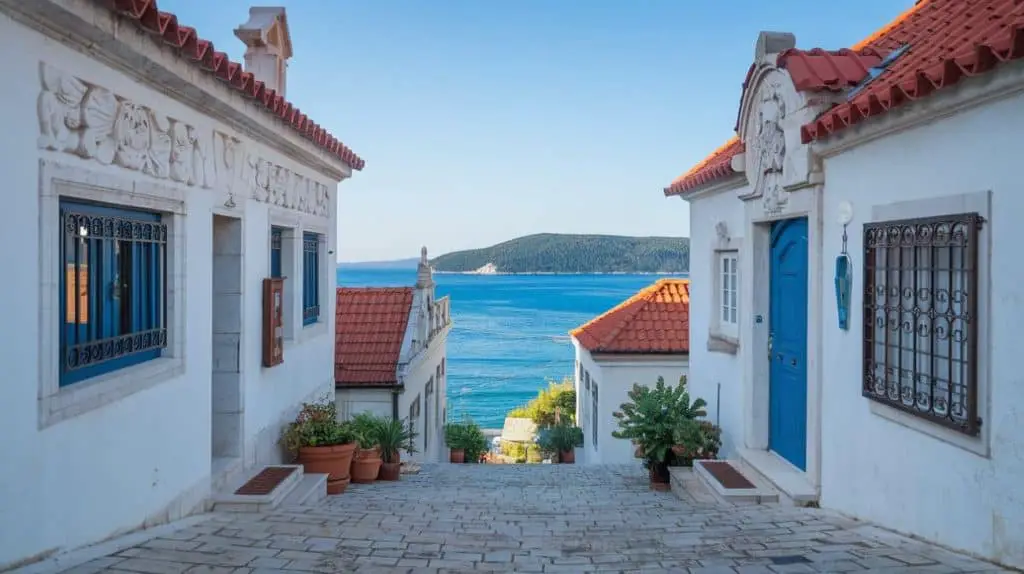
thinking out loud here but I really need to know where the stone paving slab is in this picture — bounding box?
[55,464,1011,574]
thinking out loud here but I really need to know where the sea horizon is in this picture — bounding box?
[336,269,687,428]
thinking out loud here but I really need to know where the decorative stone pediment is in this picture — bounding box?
[37,63,213,189]
[732,32,827,215]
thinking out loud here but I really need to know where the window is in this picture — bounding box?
[302,232,320,325]
[863,213,982,436]
[435,365,441,430]
[425,379,433,449]
[583,371,590,430]
[409,394,421,452]
[270,226,283,278]
[719,252,739,337]
[591,381,599,448]
[59,200,168,386]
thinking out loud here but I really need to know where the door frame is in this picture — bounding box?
[741,188,823,489]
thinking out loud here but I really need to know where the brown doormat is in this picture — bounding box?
[701,461,756,489]
[234,466,297,495]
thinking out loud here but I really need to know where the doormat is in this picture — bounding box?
[700,461,756,489]
[234,466,296,495]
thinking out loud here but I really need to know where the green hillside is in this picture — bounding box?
[429,233,689,274]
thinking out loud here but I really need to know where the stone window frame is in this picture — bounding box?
[38,161,187,429]
[709,235,744,354]
[268,211,300,343]
[867,190,991,458]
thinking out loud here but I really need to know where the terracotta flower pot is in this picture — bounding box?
[449,448,465,463]
[351,447,382,483]
[559,450,575,464]
[298,443,356,495]
[649,461,671,491]
[379,461,401,481]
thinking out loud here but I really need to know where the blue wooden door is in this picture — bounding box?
[769,218,808,470]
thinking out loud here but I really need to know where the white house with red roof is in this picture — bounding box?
[0,1,363,568]
[664,0,1024,567]
[335,248,452,463]
[569,279,691,465]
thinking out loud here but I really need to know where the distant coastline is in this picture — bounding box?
[433,270,687,276]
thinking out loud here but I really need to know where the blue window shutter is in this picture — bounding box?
[58,200,167,386]
[302,232,320,325]
[270,227,283,278]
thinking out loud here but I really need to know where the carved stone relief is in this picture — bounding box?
[37,62,330,218]
[748,81,788,215]
[233,145,331,218]
[37,63,212,188]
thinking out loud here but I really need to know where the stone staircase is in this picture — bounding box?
[210,464,327,512]
[670,452,820,507]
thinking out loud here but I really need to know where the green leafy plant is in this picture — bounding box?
[280,397,356,457]
[350,412,385,449]
[375,417,419,463]
[611,375,707,466]
[671,419,722,466]
[537,423,583,453]
[444,419,488,462]
[507,378,576,426]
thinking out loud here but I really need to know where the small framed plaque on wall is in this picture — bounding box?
[262,277,285,367]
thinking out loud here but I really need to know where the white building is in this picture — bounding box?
[570,279,691,465]
[0,2,362,568]
[335,249,451,463]
[664,1,1024,568]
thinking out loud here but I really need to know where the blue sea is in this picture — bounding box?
[336,269,686,429]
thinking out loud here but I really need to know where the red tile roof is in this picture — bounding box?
[802,0,1024,142]
[335,287,414,386]
[664,0,1024,193]
[570,279,691,355]
[663,138,744,197]
[778,47,886,92]
[103,0,365,171]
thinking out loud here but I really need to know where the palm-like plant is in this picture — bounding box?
[375,417,418,463]
[611,375,707,466]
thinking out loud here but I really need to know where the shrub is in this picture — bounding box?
[445,419,488,462]
[280,397,356,457]
[536,423,583,453]
[611,375,707,467]
[507,377,576,427]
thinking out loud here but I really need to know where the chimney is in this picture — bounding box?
[234,7,293,99]
[415,246,435,290]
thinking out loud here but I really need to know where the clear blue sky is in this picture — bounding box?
[163,0,913,261]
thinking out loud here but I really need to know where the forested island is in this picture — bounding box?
[429,233,689,274]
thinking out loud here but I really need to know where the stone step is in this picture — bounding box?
[280,473,328,507]
[693,459,779,505]
[736,449,819,506]
[211,464,304,512]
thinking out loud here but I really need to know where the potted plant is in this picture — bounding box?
[350,412,383,483]
[377,417,418,481]
[280,398,357,495]
[537,423,583,463]
[671,420,722,467]
[612,376,708,489]
[444,422,467,463]
[445,419,488,463]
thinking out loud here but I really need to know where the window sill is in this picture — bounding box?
[867,398,989,458]
[707,332,739,355]
[38,357,185,429]
[299,320,328,343]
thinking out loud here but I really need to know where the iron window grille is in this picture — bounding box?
[862,213,982,436]
[302,232,320,325]
[270,226,283,278]
[59,201,168,386]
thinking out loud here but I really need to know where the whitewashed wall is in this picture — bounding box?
[818,90,1024,568]
[685,187,747,458]
[0,7,345,568]
[398,333,448,463]
[336,388,394,421]
[574,343,689,465]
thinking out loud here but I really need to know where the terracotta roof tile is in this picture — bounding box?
[102,0,365,171]
[803,0,1024,142]
[777,47,886,91]
[570,279,691,354]
[663,138,744,197]
[664,0,1024,193]
[335,287,414,386]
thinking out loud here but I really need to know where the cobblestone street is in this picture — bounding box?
[58,465,1010,574]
